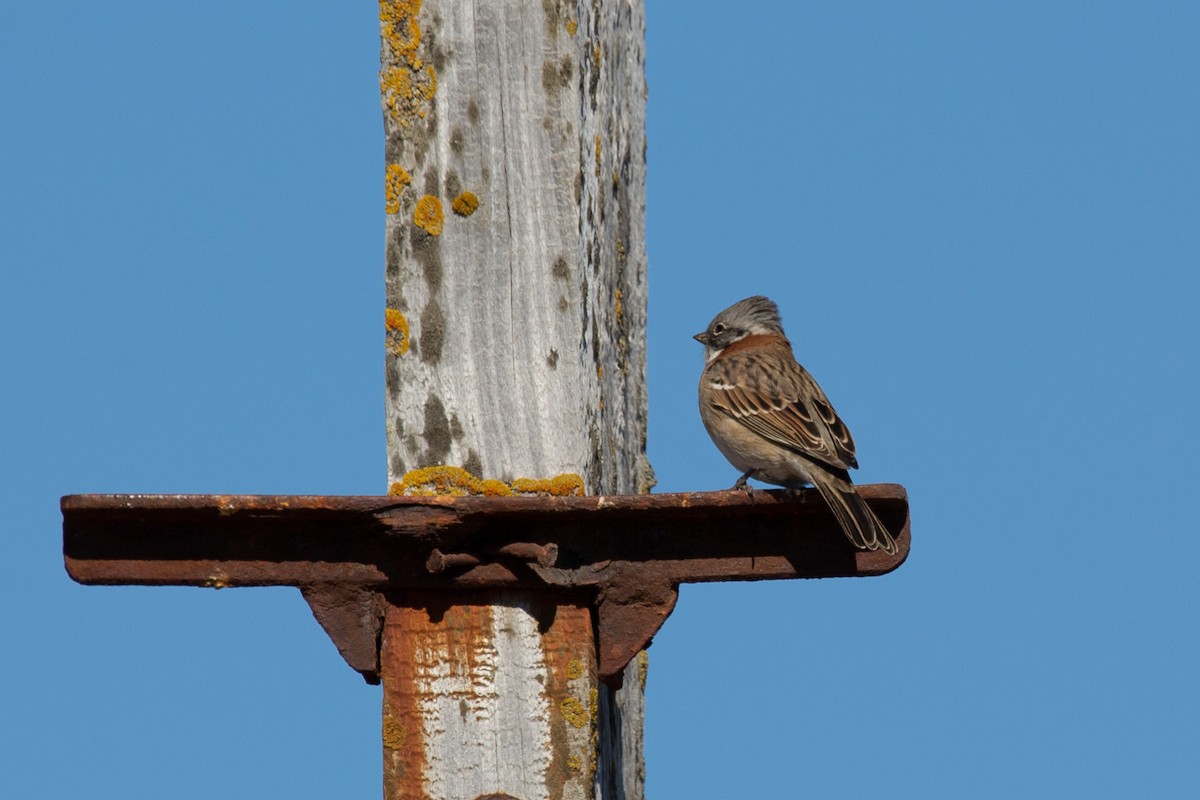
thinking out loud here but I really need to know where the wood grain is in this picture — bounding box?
[379,1,648,797]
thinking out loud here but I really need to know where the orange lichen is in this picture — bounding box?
[565,20,578,37]
[478,479,513,496]
[380,0,423,64]
[614,288,623,327]
[392,466,480,496]
[594,135,602,177]
[390,467,584,497]
[413,195,444,235]
[390,466,516,497]
[379,0,436,127]
[385,308,410,356]
[451,191,479,217]
[385,164,412,214]
[510,474,585,497]
[421,64,437,99]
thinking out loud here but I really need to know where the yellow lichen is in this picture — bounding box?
[413,195,444,235]
[561,696,589,729]
[594,134,602,177]
[588,687,599,722]
[421,63,437,99]
[566,659,583,680]
[382,714,407,750]
[510,474,585,497]
[614,288,623,327]
[565,20,578,37]
[566,753,581,772]
[385,164,412,214]
[393,466,481,496]
[385,307,410,356]
[637,649,649,691]
[451,191,479,217]
[380,0,423,63]
[479,479,513,497]
[379,0,436,126]
[390,467,584,497]
[385,307,406,331]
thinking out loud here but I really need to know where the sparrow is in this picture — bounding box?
[694,295,897,554]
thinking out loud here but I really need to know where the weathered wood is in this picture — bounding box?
[382,0,648,494]
[378,0,648,796]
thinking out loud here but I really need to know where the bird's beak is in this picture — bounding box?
[693,332,708,344]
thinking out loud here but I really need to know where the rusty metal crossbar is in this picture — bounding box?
[62,486,909,682]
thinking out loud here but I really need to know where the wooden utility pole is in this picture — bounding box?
[63,2,911,799]
[379,1,649,795]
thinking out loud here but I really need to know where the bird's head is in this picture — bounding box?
[693,295,785,361]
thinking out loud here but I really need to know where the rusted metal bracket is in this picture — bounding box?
[62,486,910,683]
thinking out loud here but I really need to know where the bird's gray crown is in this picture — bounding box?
[715,295,782,333]
[711,295,784,335]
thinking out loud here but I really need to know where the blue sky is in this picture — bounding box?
[3,2,1198,797]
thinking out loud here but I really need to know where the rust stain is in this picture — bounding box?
[381,605,428,799]
[380,602,499,797]
[539,600,595,798]
[381,593,593,798]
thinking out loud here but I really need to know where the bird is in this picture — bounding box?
[694,295,897,554]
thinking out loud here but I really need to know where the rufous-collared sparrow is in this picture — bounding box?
[694,295,897,554]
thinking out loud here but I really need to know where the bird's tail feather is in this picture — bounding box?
[807,463,898,554]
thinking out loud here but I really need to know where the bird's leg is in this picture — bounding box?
[731,471,753,491]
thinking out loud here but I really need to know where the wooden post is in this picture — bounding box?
[61,2,912,797]
[379,0,649,797]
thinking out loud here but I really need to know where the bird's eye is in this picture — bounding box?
[712,322,726,335]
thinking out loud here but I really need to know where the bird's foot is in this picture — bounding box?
[731,472,753,492]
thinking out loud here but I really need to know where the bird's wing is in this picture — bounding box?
[705,348,859,471]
